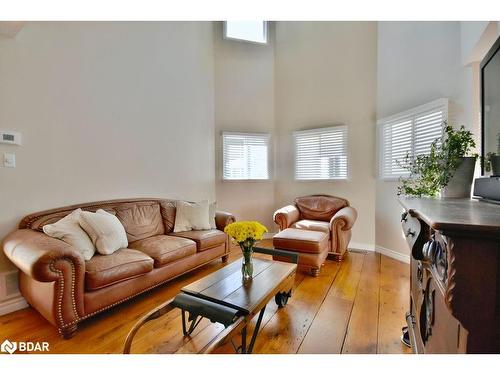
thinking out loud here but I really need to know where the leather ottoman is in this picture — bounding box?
[272,228,329,277]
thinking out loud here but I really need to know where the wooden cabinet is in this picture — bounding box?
[400,197,500,353]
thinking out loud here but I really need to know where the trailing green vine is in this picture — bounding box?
[397,123,477,197]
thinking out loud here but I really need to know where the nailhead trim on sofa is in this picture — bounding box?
[57,250,231,331]
[49,258,80,333]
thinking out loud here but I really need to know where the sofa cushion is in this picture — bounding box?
[160,200,177,233]
[85,248,154,291]
[290,219,331,234]
[115,202,164,243]
[170,230,226,252]
[273,228,329,254]
[130,235,196,267]
[294,195,348,221]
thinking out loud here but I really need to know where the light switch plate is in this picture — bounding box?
[3,153,15,168]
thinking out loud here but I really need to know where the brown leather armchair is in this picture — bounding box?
[273,194,357,260]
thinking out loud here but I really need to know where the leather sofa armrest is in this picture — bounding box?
[330,206,357,231]
[273,205,300,231]
[2,229,85,330]
[2,229,85,282]
[215,211,235,231]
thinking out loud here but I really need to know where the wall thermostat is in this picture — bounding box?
[0,131,22,145]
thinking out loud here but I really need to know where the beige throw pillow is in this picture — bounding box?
[79,209,128,255]
[43,209,96,261]
[209,201,217,229]
[173,200,212,233]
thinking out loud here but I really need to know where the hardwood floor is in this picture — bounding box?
[0,243,411,354]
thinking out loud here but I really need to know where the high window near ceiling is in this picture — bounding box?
[222,132,270,180]
[223,21,268,44]
[378,98,448,180]
[294,126,348,180]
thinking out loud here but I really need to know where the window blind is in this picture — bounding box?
[222,132,270,180]
[294,126,348,180]
[378,98,448,179]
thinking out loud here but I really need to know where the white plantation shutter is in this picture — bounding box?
[223,132,270,180]
[414,109,445,155]
[378,98,448,179]
[294,126,348,180]
[381,116,413,177]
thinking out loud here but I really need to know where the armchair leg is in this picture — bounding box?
[310,267,320,277]
[60,323,78,339]
[328,252,346,262]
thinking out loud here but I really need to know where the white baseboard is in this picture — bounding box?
[0,295,28,316]
[375,245,410,264]
[349,242,375,252]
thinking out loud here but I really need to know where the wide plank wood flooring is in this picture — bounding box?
[0,242,411,354]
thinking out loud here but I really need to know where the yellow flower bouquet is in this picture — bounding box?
[224,221,268,281]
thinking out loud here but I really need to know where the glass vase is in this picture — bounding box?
[240,247,254,282]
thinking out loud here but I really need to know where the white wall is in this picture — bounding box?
[376,22,464,257]
[0,22,215,272]
[461,21,499,66]
[2,20,493,272]
[274,22,378,248]
[461,21,489,64]
[214,22,276,230]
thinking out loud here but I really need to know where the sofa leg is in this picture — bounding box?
[60,323,78,339]
[221,254,229,263]
[310,268,320,277]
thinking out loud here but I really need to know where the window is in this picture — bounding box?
[223,21,268,44]
[294,126,348,180]
[378,98,448,179]
[223,132,270,180]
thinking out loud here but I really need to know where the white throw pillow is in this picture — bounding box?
[79,209,128,255]
[173,200,212,232]
[209,201,217,229]
[43,209,96,261]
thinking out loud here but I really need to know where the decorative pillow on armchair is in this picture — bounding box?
[173,200,212,232]
[79,209,128,255]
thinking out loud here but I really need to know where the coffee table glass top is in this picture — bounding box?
[181,258,296,314]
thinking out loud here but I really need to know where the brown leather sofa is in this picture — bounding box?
[273,194,357,260]
[2,198,235,339]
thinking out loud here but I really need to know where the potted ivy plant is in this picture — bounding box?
[483,133,500,176]
[398,123,477,198]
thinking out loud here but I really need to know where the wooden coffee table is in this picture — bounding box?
[124,249,297,354]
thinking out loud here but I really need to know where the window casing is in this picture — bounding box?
[223,21,268,44]
[222,132,270,180]
[378,98,448,180]
[294,126,348,180]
